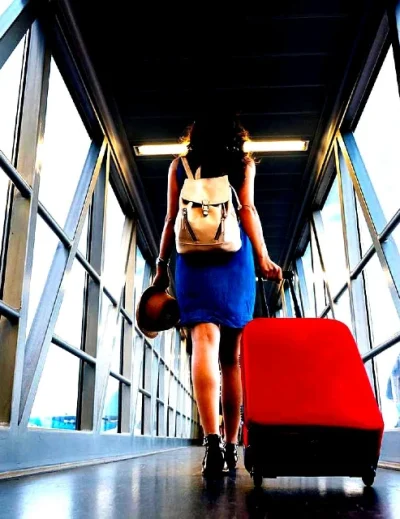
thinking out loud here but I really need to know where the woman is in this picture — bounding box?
[153,114,282,477]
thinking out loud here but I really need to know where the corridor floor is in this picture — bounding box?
[0,447,399,518]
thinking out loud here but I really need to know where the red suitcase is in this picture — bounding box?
[240,273,384,487]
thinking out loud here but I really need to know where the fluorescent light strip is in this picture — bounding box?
[135,140,309,156]
[243,140,309,152]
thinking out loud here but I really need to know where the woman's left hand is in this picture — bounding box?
[153,265,170,290]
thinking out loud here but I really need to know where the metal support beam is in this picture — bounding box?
[311,212,336,318]
[0,0,38,70]
[0,21,49,427]
[335,141,373,355]
[120,224,136,433]
[338,132,400,317]
[78,154,107,431]
[93,216,134,432]
[19,140,106,426]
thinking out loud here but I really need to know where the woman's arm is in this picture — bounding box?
[153,158,180,288]
[238,160,282,281]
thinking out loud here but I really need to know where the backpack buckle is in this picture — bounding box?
[202,200,210,216]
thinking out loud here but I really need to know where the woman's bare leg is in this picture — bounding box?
[191,323,221,435]
[219,327,242,444]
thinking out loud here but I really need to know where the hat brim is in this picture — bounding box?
[136,286,162,339]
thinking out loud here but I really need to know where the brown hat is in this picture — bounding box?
[136,286,180,339]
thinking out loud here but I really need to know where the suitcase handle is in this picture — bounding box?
[259,270,303,318]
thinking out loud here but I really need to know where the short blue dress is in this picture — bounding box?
[175,159,256,328]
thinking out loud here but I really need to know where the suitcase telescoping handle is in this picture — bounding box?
[258,270,303,318]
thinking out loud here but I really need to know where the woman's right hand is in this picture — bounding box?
[152,265,170,290]
[259,255,283,283]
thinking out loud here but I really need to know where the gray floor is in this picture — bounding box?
[0,447,399,518]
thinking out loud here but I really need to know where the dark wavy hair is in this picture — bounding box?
[179,113,254,188]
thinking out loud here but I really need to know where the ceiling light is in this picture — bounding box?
[135,144,188,156]
[243,140,309,152]
[134,140,309,156]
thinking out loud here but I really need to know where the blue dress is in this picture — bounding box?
[175,160,256,328]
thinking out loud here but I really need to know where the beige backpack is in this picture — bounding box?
[174,157,242,254]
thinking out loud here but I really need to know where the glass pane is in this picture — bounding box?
[311,234,326,315]
[321,177,347,295]
[157,403,164,436]
[169,376,177,409]
[363,254,400,346]
[78,208,89,258]
[284,287,294,317]
[134,246,146,325]
[354,47,400,231]
[0,0,14,17]
[39,59,91,233]
[134,393,143,435]
[110,315,123,374]
[376,343,400,430]
[301,243,315,316]
[29,344,79,430]
[334,290,354,336]
[101,376,119,433]
[103,184,125,299]
[26,217,59,333]
[356,195,373,257]
[168,408,174,437]
[54,261,87,349]
[392,225,400,257]
[0,36,24,160]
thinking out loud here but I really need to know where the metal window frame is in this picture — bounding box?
[338,132,400,318]
[0,20,49,427]
[0,2,198,476]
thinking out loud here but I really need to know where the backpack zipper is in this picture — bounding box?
[183,208,198,241]
[214,206,226,241]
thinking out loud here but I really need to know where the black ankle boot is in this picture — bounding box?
[202,434,228,477]
[225,443,238,470]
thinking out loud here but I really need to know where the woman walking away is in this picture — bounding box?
[153,113,282,477]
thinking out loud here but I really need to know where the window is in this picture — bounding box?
[38,58,91,232]
[0,0,14,18]
[334,290,354,335]
[356,195,373,257]
[101,376,119,433]
[321,177,347,296]
[363,254,400,346]
[354,47,400,231]
[311,230,326,315]
[110,316,123,374]
[26,217,59,331]
[392,225,400,256]
[29,344,80,430]
[300,243,315,317]
[53,260,87,348]
[375,343,400,430]
[134,392,143,435]
[103,184,126,299]
[134,246,146,325]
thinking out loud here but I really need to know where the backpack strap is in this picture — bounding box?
[230,184,242,210]
[181,157,195,180]
[181,157,202,180]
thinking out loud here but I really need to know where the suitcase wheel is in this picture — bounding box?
[362,467,376,487]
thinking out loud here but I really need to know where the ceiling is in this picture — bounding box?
[63,1,378,273]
